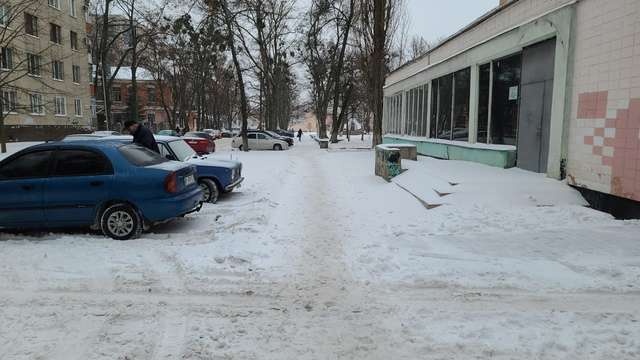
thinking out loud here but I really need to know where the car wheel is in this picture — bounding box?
[100,203,142,240]
[199,178,219,204]
[273,144,283,151]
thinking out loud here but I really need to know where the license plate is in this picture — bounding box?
[184,174,195,186]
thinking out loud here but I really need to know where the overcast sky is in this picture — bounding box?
[405,0,499,43]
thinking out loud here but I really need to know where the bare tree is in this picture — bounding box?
[302,0,357,139]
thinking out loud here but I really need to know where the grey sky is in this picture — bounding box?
[405,0,499,43]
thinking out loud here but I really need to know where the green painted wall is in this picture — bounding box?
[383,136,517,169]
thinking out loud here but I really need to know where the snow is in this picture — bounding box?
[1,135,639,359]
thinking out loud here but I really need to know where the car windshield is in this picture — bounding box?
[265,131,279,138]
[119,144,168,166]
[169,140,197,161]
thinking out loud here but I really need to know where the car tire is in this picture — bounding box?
[100,203,143,240]
[199,178,219,204]
[273,144,283,151]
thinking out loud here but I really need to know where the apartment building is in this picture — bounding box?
[1,0,91,140]
[382,0,640,217]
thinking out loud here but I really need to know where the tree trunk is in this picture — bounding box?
[0,99,6,153]
[221,0,248,151]
[372,0,387,147]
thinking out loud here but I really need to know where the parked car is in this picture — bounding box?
[97,135,243,203]
[184,131,216,153]
[203,129,222,139]
[63,134,108,141]
[157,129,180,137]
[92,131,121,136]
[274,129,295,138]
[264,130,294,146]
[183,135,214,154]
[156,137,243,203]
[232,132,289,151]
[0,141,202,240]
[220,131,233,138]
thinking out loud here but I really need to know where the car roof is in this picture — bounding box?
[28,140,126,150]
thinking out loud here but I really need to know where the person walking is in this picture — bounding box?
[297,129,303,142]
[124,120,160,153]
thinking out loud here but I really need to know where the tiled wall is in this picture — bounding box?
[567,0,640,201]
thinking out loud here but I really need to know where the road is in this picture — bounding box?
[1,136,639,359]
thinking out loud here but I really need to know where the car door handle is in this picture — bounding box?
[21,185,34,191]
[90,181,104,187]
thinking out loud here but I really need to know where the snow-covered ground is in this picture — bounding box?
[1,135,639,359]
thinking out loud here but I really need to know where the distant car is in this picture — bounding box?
[220,131,233,138]
[232,132,289,151]
[182,135,214,155]
[263,130,294,146]
[184,131,216,153]
[92,131,121,136]
[202,129,222,139]
[274,129,295,138]
[247,130,293,146]
[63,134,107,141]
[157,130,180,137]
[0,141,202,240]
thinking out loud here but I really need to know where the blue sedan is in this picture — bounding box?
[100,135,244,203]
[0,141,203,240]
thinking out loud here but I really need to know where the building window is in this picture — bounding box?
[111,87,122,102]
[428,68,471,141]
[383,92,403,134]
[50,23,62,44]
[27,53,41,76]
[30,93,44,114]
[2,90,17,113]
[489,54,521,145]
[74,98,82,116]
[54,96,66,115]
[70,31,78,50]
[72,64,80,83]
[1,47,13,70]
[147,112,155,125]
[48,0,61,10]
[24,13,38,36]
[433,73,453,139]
[69,0,77,17]
[0,4,10,27]
[477,63,491,143]
[147,87,156,104]
[452,68,470,141]
[52,60,64,80]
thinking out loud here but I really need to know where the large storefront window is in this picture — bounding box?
[383,92,403,134]
[403,84,429,137]
[452,68,470,141]
[491,54,521,145]
[477,63,491,143]
[436,74,453,139]
[429,68,470,140]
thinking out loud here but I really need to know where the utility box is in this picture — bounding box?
[375,145,403,181]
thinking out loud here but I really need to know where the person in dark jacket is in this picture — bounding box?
[297,129,303,142]
[124,120,160,153]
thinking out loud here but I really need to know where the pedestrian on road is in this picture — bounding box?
[175,125,181,136]
[297,129,303,142]
[124,120,160,153]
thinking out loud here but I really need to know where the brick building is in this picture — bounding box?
[1,0,92,141]
[92,66,173,132]
[382,0,640,217]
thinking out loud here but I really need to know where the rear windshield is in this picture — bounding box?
[119,144,168,167]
